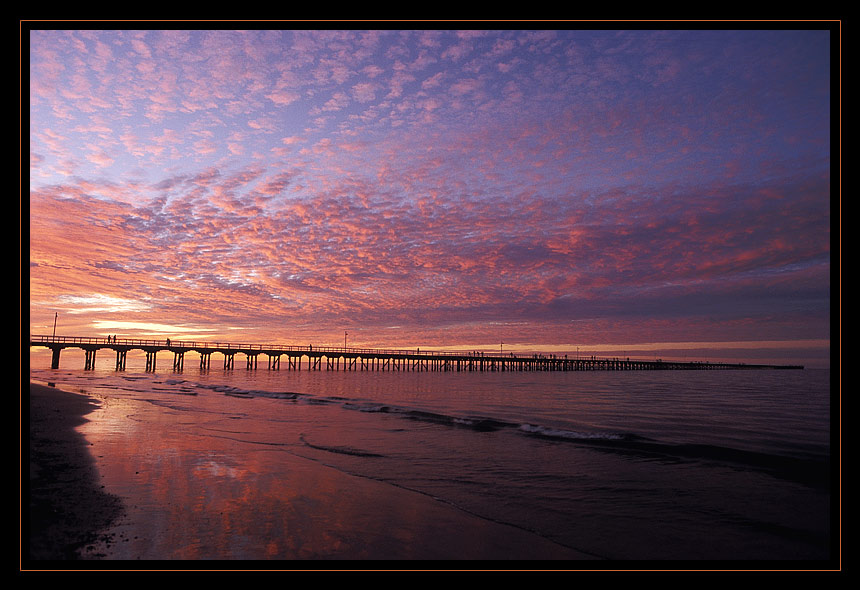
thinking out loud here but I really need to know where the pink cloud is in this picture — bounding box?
[27,29,831,357]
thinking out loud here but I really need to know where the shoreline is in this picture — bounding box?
[24,380,597,564]
[24,381,123,563]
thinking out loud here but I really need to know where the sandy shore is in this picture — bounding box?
[24,380,596,566]
[25,382,123,563]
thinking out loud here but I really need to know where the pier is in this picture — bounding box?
[30,335,804,372]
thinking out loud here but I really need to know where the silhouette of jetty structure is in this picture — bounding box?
[31,335,804,372]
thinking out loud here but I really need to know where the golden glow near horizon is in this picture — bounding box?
[56,295,152,315]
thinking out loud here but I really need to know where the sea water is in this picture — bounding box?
[28,352,833,563]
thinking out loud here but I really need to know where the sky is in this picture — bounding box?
[27,26,834,367]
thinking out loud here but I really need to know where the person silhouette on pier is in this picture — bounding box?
[166,338,171,347]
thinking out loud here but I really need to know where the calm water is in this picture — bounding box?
[29,352,833,563]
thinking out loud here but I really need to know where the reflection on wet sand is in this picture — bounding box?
[77,389,591,561]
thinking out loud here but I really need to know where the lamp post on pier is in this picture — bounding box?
[52,312,57,338]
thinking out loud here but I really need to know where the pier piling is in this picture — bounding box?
[29,335,805,373]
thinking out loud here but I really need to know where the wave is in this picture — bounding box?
[299,435,384,458]
[189,381,829,490]
[518,423,639,441]
[335,404,517,433]
[519,424,830,490]
[324,397,830,491]
[195,382,303,400]
[34,369,827,492]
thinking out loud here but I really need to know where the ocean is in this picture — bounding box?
[28,351,833,564]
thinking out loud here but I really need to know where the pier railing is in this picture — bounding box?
[29,334,492,357]
[29,334,803,372]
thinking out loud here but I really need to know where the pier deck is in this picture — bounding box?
[30,335,804,372]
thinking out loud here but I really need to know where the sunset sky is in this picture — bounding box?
[27,26,834,366]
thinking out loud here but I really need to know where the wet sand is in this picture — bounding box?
[24,381,595,566]
[25,382,123,562]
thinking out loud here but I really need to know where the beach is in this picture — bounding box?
[26,382,123,561]
[24,380,597,564]
[23,361,832,565]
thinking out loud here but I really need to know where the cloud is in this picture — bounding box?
[28,29,831,358]
[351,82,377,103]
[266,88,301,106]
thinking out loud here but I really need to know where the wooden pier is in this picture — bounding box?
[29,335,804,372]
